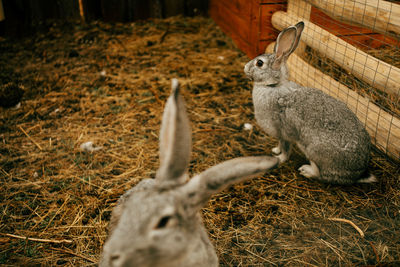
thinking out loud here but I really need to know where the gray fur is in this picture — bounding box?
[100,79,279,267]
[244,22,374,185]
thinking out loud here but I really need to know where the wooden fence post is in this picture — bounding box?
[0,0,4,21]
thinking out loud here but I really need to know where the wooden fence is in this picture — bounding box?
[0,0,207,37]
[267,0,400,160]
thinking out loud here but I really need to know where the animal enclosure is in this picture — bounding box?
[210,0,400,161]
[0,2,400,267]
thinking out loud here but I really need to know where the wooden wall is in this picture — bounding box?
[0,0,208,37]
[209,0,287,59]
[209,0,398,58]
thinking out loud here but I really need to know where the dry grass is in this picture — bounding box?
[0,16,399,266]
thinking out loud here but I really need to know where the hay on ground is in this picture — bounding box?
[0,16,399,266]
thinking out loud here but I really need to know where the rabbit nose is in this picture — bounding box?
[243,63,253,79]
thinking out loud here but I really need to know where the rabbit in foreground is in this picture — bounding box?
[244,21,375,185]
[100,79,279,267]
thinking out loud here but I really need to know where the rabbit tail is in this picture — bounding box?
[357,171,377,183]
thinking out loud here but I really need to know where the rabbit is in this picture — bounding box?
[99,79,279,267]
[244,21,376,185]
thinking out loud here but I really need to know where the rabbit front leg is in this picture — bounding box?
[299,161,320,178]
[273,139,292,163]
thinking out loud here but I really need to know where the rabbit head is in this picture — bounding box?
[244,21,305,86]
[100,79,279,267]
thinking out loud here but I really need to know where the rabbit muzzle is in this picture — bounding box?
[243,62,253,80]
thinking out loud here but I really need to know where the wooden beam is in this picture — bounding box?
[266,43,400,160]
[78,0,85,23]
[304,0,400,39]
[271,11,400,98]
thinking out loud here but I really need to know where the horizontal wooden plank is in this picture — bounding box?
[339,33,400,50]
[311,7,372,35]
[311,7,399,49]
[306,0,400,39]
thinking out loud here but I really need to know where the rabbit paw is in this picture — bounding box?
[275,153,288,163]
[272,146,281,155]
[298,162,320,178]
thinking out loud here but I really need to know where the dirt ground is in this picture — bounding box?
[0,16,399,266]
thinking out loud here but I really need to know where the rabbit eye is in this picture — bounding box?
[154,215,173,229]
[256,59,264,67]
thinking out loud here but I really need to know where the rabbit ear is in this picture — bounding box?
[272,21,304,70]
[156,79,191,185]
[291,21,305,53]
[178,156,279,213]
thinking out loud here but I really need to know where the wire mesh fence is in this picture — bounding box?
[258,0,400,161]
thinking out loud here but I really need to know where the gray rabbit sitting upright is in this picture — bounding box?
[244,22,375,185]
[100,79,279,267]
